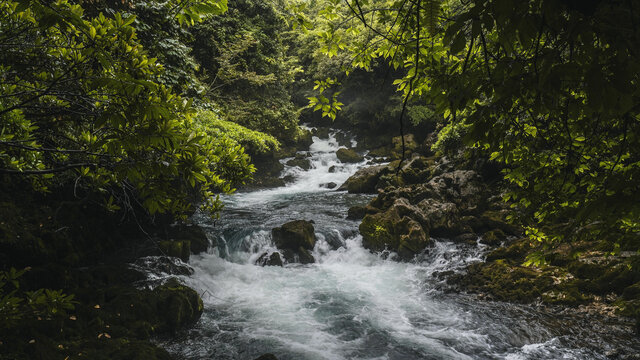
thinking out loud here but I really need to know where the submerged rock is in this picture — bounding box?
[256,252,284,267]
[272,220,317,263]
[336,148,364,163]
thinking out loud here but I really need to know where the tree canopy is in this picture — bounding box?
[310,0,640,257]
[0,0,251,219]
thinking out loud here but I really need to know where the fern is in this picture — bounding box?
[425,0,441,36]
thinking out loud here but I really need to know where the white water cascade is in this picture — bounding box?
[160,131,637,360]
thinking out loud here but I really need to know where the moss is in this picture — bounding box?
[485,238,533,263]
[359,214,396,253]
[480,229,506,246]
[542,284,590,306]
[452,260,555,303]
[336,148,363,163]
[159,240,190,262]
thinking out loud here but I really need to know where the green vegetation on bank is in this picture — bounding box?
[309,0,640,261]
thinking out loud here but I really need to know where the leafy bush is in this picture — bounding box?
[195,111,279,155]
[0,0,250,219]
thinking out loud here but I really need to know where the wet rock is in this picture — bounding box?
[335,132,352,147]
[368,146,392,158]
[338,164,387,193]
[296,129,313,148]
[452,232,478,245]
[312,127,330,139]
[134,256,195,276]
[272,220,317,264]
[480,229,507,246]
[158,240,191,262]
[347,205,366,220]
[320,182,337,189]
[166,224,209,255]
[282,174,296,183]
[256,252,284,267]
[449,259,555,303]
[254,354,279,360]
[336,148,364,163]
[328,165,337,173]
[286,158,311,170]
[359,198,430,261]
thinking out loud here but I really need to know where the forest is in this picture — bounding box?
[1,0,639,359]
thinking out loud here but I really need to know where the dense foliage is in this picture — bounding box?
[312,0,640,257]
[0,0,253,219]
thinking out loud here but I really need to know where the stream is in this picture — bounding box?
[161,131,640,360]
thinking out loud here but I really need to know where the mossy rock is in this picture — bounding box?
[485,238,533,263]
[541,285,590,306]
[286,158,312,170]
[338,164,387,193]
[368,146,392,158]
[158,240,190,262]
[272,220,316,251]
[359,207,430,261]
[452,260,554,303]
[347,205,366,220]
[480,229,507,246]
[336,148,364,163]
[166,224,209,255]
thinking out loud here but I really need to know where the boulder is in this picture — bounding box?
[338,164,387,193]
[347,205,366,220]
[158,240,190,262]
[416,198,467,238]
[336,148,364,163]
[391,134,418,158]
[359,198,431,261]
[320,182,337,189]
[166,224,209,255]
[480,229,507,246]
[272,220,317,263]
[286,158,312,170]
[256,252,284,267]
[313,127,330,139]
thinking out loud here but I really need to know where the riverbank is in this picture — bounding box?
[0,181,210,359]
[337,138,640,339]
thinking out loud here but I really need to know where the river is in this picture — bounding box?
[161,131,639,360]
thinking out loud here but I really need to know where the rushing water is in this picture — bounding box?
[161,131,640,360]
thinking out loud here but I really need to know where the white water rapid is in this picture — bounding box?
[160,131,638,360]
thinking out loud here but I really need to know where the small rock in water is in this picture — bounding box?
[256,252,283,267]
[286,158,311,170]
[254,355,278,360]
[320,182,337,189]
[328,165,337,173]
[336,148,364,163]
